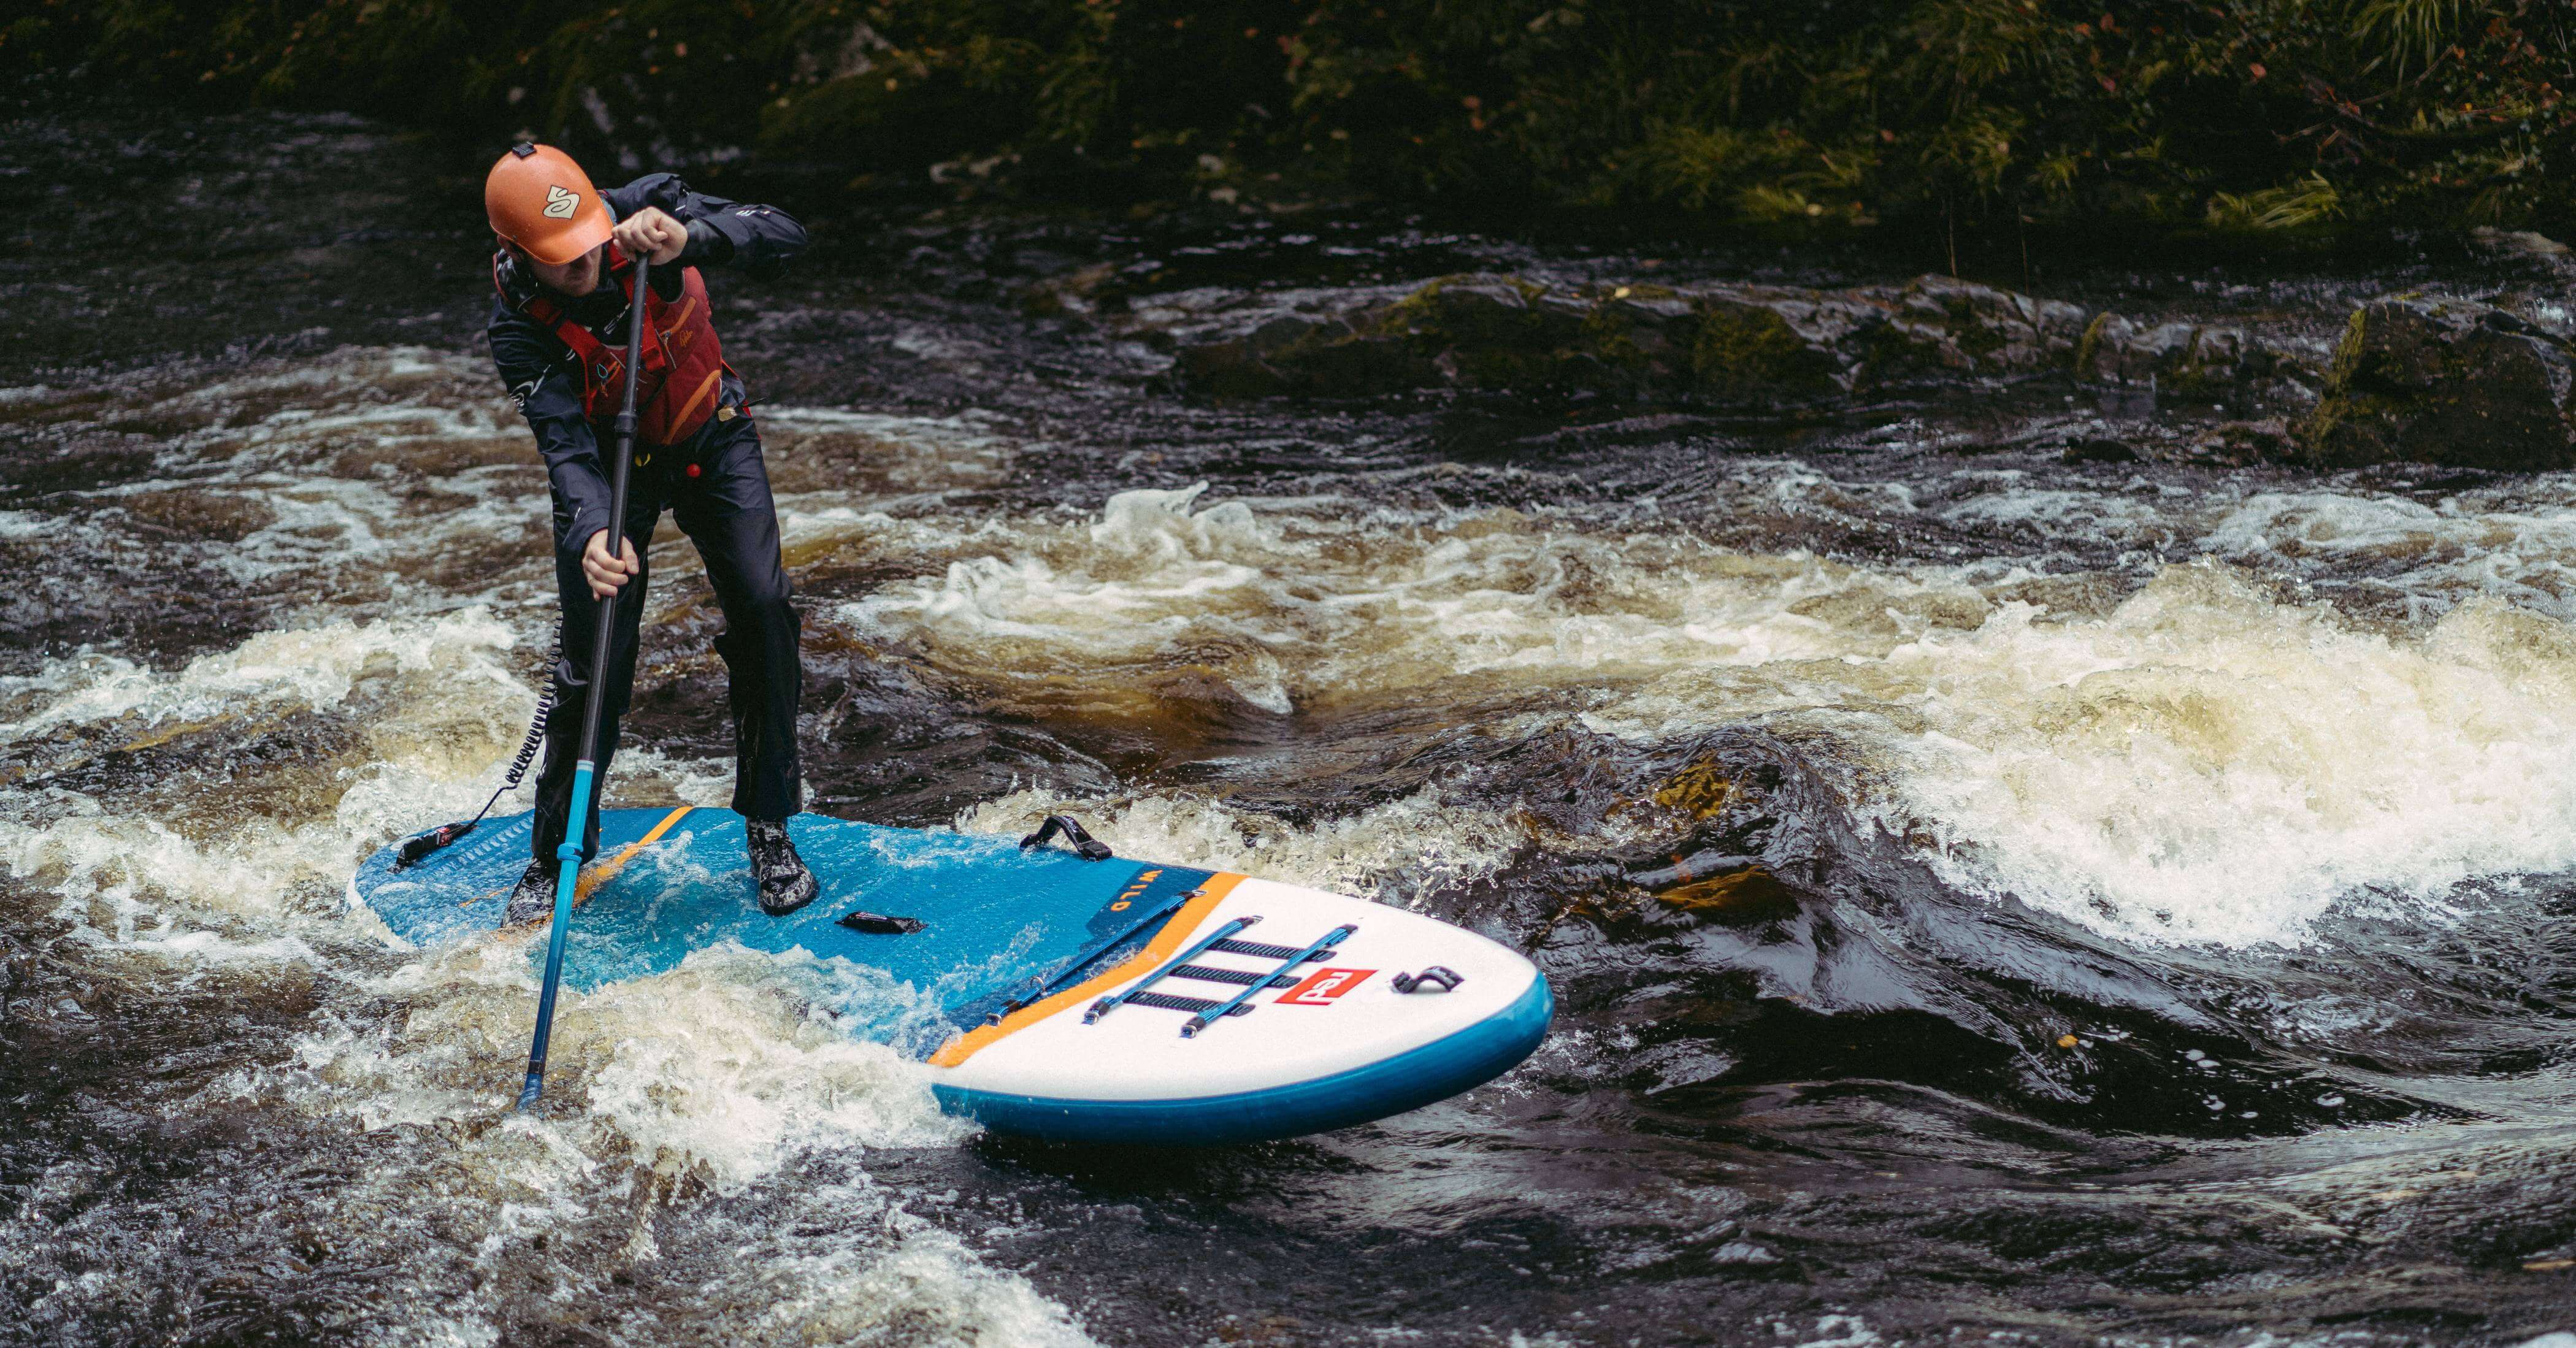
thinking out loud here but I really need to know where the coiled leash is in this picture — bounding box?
[391,621,561,868]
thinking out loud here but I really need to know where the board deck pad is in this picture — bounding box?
[354,806,1552,1144]
[356,806,1212,1038]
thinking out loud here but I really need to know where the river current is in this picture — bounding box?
[3,107,2573,1347]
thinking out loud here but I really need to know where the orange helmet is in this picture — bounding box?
[485,143,612,265]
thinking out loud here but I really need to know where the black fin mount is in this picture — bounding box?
[838,910,926,935]
[1392,966,1464,994]
[1019,814,1113,861]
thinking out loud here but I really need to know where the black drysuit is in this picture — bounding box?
[486,174,810,865]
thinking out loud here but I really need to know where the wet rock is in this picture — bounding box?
[2468,227,2576,281]
[1173,339,1292,398]
[1685,291,1851,401]
[2186,418,2294,466]
[1125,264,2339,410]
[2061,435,2139,464]
[1018,261,1121,318]
[1876,274,2094,380]
[2302,294,2576,472]
[2076,313,2315,393]
[1159,271,2119,404]
[1382,273,1609,391]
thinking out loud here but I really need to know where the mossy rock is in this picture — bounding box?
[1178,310,1441,399]
[1692,301,1840,402]
[1938,294,2011,361]
[1581,292,1695,379]
[1279,332,1442,396]
[2302,296,2576,471]
[1380,274,1554,347]
[2073,312,2115,379]
[1175,340,1294,399]
[1375,274,1631,391]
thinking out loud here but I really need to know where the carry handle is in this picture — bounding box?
[1019,814,1113,861]
[1392,966,1463,995]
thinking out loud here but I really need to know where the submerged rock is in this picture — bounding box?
[2302,294,2576,471]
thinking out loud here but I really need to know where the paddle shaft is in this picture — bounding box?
[520,253,653,1110]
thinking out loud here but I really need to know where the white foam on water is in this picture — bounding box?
[956,784,1522,910]
[845,482,1979,719]
[2205,486,2576,621]
[1,348,1106,1345]
[1873,564,2576,945]
[0,608,523,738]
[32,339,2576,1336]
[248,938,969,1182]
[854,484,2576,950]
[210,927,1079,1347]
[740,1189,1097,1348]
[14,346,550,614]
[1934,480,2180,549]
[0,613,543,949]
[569,944,974,1183]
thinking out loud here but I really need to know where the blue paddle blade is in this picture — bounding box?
[519,760,597,1109]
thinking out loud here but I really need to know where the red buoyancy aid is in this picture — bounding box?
[494,243,729,447]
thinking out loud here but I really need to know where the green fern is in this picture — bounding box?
[2206,173,2343,230]
[2350,0,2478,72]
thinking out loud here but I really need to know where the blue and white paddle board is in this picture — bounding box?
[350,806,1551,1144]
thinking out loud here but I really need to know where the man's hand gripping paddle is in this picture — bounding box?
[519,253,651,1111]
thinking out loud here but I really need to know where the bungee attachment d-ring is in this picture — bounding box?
[1392,966,1464,994]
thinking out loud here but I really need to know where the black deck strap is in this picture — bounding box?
[1206,937,1329,962]
[1181,922,1357,1040]
[1392,966,1464,994]
[1018,814,1113,861]
[1086,915,1260,1024]
[1128,990,1253,1016]
[837,910,926,935]
[1169,963,1303,989]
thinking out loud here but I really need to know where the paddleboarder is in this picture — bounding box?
[483,143,818,921]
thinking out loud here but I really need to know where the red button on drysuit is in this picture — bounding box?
[686,463,700,477]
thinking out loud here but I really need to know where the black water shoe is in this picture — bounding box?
[504,859,560,927]
[746,819,819,917]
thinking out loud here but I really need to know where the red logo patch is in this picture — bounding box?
[1276,967,1374,1006]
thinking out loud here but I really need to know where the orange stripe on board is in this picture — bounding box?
[459,805,699,909]
[926,873,1247,1068]
[574,805,697,905]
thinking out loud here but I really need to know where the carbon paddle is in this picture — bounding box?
[519,251,651,1111]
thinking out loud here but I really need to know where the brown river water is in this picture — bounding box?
[2,105,2573,1347]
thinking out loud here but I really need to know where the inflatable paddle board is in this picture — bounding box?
[351,807,1551,1144]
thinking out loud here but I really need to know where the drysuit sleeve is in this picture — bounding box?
[602,172,808,278]
[488,296,615,560]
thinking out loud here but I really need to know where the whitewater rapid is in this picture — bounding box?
[11,339,2576,1343]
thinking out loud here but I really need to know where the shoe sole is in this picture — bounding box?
[759,879,819,917]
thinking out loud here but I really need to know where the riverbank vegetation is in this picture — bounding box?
[12,0,2572,236]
